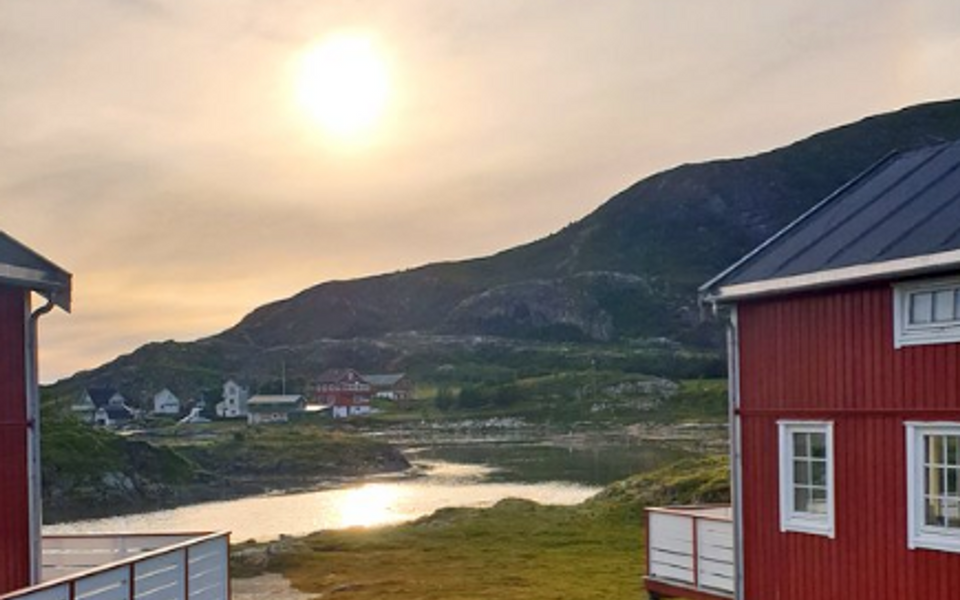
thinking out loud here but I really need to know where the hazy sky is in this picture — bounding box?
[4,0,960,381]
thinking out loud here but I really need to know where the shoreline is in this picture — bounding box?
[43,461,417,525]
[44,423,724,526]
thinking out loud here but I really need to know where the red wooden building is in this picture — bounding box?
[0,231,232,600]
[646,140,960,600]
[0,232,70,594]
[315,368,372,418]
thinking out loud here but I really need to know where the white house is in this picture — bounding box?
[247,395,305,424]
[152,388,181,416]
[216,379,249,418]
[73,387,134,426]
[331,401,372,419]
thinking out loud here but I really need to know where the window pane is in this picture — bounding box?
[811,461,827,486]
[794,460,809,485]
[934,290,955,322]
[927,435,943,466]
[947,437,960,466]
[912,292,933,324]
[809,488,828,514]
[809,433,827,459]
[948,468,958,495]
[793,432,808,458]
[794,488,810,513]
[926,497,944,527]
[946,499,960,528]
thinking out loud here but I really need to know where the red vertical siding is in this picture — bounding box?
[738,282,960,600]
[0,288,29,593]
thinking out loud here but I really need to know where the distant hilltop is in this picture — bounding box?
[49,98,960,400]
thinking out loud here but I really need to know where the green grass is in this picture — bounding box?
[233,456,730,600]
[42,417,195,484]
[364,370,729,428]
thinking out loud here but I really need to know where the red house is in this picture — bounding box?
[315,368,372,418]
[0,232,70,593]
[0,232,231,600]
[646,140,960,600]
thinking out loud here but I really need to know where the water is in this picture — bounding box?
[404,432,688,485]
[44,433,686,542]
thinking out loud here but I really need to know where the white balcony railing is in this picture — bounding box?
[646,506,734,598]
[0,533,230,600]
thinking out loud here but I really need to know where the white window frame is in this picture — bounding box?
[894,277,960,348]
[905,422,960,553]
[778,420,835,537]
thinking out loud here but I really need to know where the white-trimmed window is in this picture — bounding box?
[894,278,960,347]
[906,423,960,553]
[778,421,835,537]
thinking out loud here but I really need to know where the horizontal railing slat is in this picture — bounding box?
[647,506,735,597]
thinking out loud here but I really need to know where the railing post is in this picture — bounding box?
[691,515,699,590]
[644,510,651,580]
[128,563,135,600]
[225,533,231,600]
[184,547,190,600]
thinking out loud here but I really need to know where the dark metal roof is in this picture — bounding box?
[316,368,365,384]
[702,140,960,300]
[363,373,406,387]
[0,231,71,311]
[85,387,124,407]
[100,405,134,420]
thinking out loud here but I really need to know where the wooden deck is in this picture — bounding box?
[645,506,734,600]
[0,533,230,600]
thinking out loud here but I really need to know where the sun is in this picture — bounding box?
[294,33,391,142]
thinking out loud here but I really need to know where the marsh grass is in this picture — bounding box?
[234,457,729,600]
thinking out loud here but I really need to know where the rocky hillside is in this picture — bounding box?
[52,99,960,399]
[223,99,960,346]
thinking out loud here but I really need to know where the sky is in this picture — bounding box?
[3,0,960,382]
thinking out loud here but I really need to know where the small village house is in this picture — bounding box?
[72,387,136,427]
[93,403,136,428]
[71,387,129,423]
[247,394,305,424]
[315,368,373,418]
[0,231,230,599]
[364,373,414,401]
[216,378,250,418]
[645,141,960,600]
[152,387,181,416]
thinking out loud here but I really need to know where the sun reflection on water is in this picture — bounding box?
[337,484,404,528]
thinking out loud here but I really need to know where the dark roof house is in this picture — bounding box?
[647,139,960,600]
[0,231,69,592]
[0,231,232,600]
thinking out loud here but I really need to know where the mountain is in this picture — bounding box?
[50,99,960,401]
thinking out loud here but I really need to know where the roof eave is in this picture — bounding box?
[705,248,960,304]
[0,232,72,312]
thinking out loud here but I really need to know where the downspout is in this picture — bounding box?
[26,297,54,584]
[727,306,745,600]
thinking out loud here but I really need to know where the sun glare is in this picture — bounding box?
[294,33,390,142]
[338,484,402,528]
